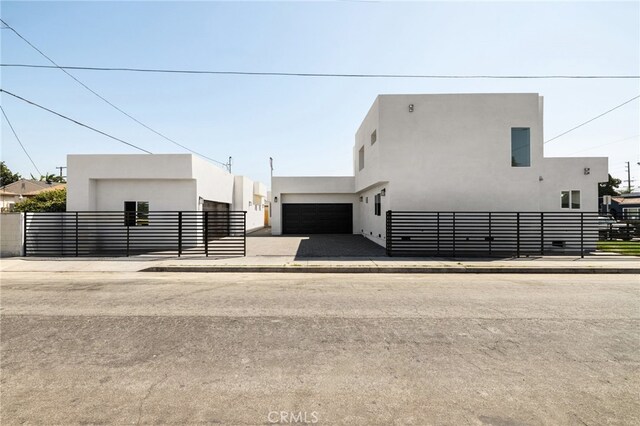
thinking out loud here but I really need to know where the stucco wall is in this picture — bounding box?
[0,213,23,257]
[94,179,197,211]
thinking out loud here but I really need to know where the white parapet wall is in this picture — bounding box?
[0,213,23,257]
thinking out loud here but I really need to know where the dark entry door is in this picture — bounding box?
[282,203,352,234]
[203,201,230,239]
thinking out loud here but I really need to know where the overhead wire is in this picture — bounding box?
[0,19,228,167]
[0,105,43,176]
[1,63,638,79]
[544,95,640,144]
[1,89,153,154]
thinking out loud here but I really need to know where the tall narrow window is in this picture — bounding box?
[374,193,381,216]
[561,191,570,209]
[124,201,136,226]
[570,191,580,209]
[359,146,365,171]
[371,129,377,145]
[511,128,530,167]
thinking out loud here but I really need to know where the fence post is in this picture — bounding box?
[126,221,130,257]
[75,212,79,257]
[243,211,247,257]
[452,212,456,258]
[540,212,544,256]
[204,211,209,257]
[488,212,492,256]
[516,212,520,258]
[436,212,440,256]
[580,212,584,258]
[178,211,183,257]
[386,211,392,257]
[22,212,27,257]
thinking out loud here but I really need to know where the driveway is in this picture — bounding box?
[247,227,387,258]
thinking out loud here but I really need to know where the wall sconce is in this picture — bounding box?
[538,176,544,182]
[274,196,278,203]
[198,196,204,205]
[381,188,386,196]
[584,167,590,175]
[359,196,363,202]
[248,201,252,207]
[408,104,414,113]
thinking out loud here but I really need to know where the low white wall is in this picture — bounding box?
[0,213,23,257]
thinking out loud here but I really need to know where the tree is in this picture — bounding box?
[30,172,66,183]
[1,161,21,186]
[599,174,622,197]
[13,187,66,212]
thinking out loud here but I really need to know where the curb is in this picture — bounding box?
[141,266,640,274]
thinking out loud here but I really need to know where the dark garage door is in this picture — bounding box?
[282,203,353,234]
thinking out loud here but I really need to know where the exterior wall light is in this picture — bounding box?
[198,196,204,205]
[539,176,544,182]
[359,196,363,202]
[584,167,590,175]
[274,196,278,203]
[381,188,386,196]
[408,104,414,113]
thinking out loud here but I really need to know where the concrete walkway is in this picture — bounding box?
[2,254,639,274]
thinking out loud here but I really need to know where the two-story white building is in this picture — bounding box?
[271,93,608,247]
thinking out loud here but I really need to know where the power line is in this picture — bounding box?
[1,89,152,154]
[0,19,228,167]
[0,105,43,176]
[544,95,640,144]
[569,134,639,155]
[1,63,638,79]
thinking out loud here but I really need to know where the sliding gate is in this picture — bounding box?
[386,211,599,258]
[24,211,246,257]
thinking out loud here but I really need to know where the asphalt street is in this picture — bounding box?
[1,272,638,425]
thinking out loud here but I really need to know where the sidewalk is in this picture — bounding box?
[2,254,639,274]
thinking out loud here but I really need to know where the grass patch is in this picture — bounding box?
[597,241,640,256]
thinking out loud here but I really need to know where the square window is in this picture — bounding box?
[511,128,531,167]
[124,201,149,226]
[358,146,365,171]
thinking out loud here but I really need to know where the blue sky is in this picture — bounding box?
[1,1,639,189]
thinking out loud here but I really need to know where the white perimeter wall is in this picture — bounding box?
[0,213,23,257]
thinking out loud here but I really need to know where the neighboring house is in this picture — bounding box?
[610,194,640,219]
[271,93,608,247]
[67,154,267,231]
[0,179,65,211]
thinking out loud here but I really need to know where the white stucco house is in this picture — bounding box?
[271,93,608,247]
[67,153,268,231]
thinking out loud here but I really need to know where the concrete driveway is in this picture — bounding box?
[247,228,387,258]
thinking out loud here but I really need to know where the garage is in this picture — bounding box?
[282,203,353,234]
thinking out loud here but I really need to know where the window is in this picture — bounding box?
[359,146,365,171]
[560,191,580,209]
[511,128,530,167]
[124,201,149,226]
[374,193,381,216]
[371,129,377,145]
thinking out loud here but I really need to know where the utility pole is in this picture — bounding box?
[56,166,67,181]
[227,156,232,174]
[625,161,631,192]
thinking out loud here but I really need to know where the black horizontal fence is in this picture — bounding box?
[386,211,599,258]
[24,211,246,257]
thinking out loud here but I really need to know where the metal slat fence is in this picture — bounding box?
[386,211,599,258]
[24,211,246,257]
